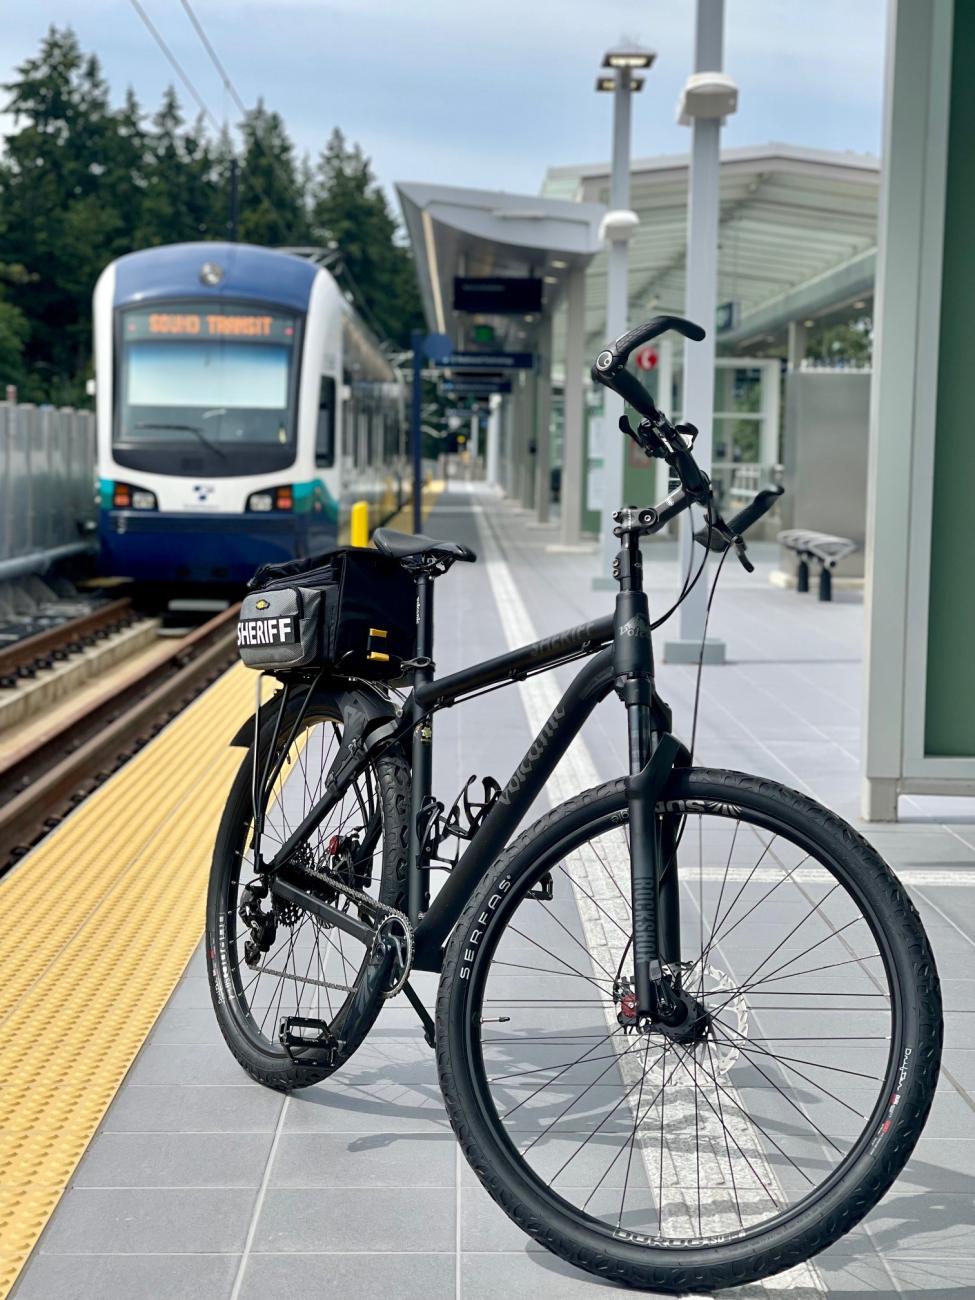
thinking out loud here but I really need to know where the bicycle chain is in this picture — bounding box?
[263,862,413,1000]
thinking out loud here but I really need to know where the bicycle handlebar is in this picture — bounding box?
[591,313,706,425]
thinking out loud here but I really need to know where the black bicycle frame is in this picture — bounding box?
[255,536,686,994]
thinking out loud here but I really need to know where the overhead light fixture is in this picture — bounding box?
[550,259,568,269]
[596,74,645,92]
[602,44,656,70]
[853,299,867,309]
[544,275,559,284]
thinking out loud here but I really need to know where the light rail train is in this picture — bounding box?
[93,241,406,587]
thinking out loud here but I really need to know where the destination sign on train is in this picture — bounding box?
[123,306,296,342]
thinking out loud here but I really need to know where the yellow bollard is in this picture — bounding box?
[350,499,370,548]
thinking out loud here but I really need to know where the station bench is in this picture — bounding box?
[777,529,857,602]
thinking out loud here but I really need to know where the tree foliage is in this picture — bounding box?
[0,25,422,404]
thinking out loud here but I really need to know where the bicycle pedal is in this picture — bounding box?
[279,1016,342,1062]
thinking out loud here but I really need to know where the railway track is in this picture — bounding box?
[0,598,137,688]
[0,604,241,873]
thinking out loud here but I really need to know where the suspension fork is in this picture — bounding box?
[613,526,682,1016]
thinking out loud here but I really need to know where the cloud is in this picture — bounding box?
[0,0,886,202]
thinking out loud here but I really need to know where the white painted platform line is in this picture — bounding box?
[472,499,826,1296]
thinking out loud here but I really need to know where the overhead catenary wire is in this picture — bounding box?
[175,0,382,335]
[127,0,293,237]
[127,0,222,133]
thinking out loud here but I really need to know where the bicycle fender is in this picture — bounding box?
[228,678,398,749]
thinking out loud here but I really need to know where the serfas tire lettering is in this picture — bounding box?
[496,705,566,806]
[237,615,297,647]
[459,875,513,980]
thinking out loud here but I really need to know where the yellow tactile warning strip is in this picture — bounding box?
[0,664,255,1299]
[0,484,452,1294]
[375,478,445,536]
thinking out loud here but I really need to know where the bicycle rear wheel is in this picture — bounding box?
[207,688,409,1091]
[437,768,942,1292]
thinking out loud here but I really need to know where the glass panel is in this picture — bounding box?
[117,302,298,449]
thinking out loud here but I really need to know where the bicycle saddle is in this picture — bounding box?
[373,527,477,568]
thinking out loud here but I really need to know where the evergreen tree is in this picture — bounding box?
[309,128,422,348]
[238,101,306,246]
[0,26,424,399]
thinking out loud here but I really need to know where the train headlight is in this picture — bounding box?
[246,487,294,512]
[112,483,157,510]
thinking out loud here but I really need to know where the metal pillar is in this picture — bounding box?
[787,319,807,371]
[596,67,635,581]
[534,314,553,523]
[655,337,674,505]
[486,396,501,488]
[560,265,587,546]
[519,367,536,510]
[664,0,727,665]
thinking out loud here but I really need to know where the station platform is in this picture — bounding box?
[2,484,973,1300]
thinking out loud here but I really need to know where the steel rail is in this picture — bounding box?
[0,598,136,686]
[0,604,241,872]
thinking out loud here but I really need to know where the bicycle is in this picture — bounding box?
[206,315,942,1292]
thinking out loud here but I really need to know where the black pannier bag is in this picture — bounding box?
[237,548,417,679]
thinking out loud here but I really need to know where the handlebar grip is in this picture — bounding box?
[611,315,706,364]
[592,363,659,420]
[727,485,784,536]
[694,485,785,552]
[592,314,706,420]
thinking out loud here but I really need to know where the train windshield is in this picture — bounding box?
[114,303,300,476]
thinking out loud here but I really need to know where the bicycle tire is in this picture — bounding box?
[207,690,409,1092]
[437,768,942,1292]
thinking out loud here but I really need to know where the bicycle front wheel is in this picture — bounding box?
[437,768,942,1292]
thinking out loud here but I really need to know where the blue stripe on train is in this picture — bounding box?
[98,510,337,585]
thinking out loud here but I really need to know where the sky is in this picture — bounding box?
[1,0,888,200]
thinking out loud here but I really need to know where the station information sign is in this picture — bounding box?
[123,304,296,343]
[438,351,534,371]
[453,277,542,314]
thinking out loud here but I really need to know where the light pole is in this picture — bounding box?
[662,0,738,663]
[594,44,655,589]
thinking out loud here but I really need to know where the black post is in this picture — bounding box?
[227,157,240,242]
[796,556,809,593]
[411,330,423,535]
[818,565,833,602]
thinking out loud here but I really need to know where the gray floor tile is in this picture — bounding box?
[283,1080,449,1133]
[100,1083,284,1133]
[73,1131,273,1188]
[12,1252,238,1300]
[269,1130,456,1187]
[252,1187,455,1253]
[237,1252,455,1300]
[38,1187,256,1254]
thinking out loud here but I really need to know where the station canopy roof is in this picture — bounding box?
[541,143,880,356]
[396,181,606,353]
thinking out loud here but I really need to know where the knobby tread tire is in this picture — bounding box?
[436,768,942,1292]
[206,701,409,1093]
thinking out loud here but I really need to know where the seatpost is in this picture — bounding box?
[612,509,663,1018]
[408,573,435,922]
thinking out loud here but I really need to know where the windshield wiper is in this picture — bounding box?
[131,421,228,461]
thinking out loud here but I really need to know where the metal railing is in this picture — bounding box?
[0,402,97,579]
